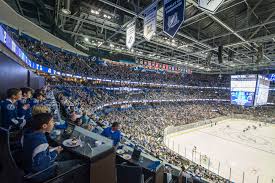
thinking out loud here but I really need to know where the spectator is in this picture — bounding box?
[29,92,44,108]
[1,88,26,129]
[22,113,81,181]
[32,105,50,116]
[75,118,83,126]
[22,113,62,175]
[101,122,121,147]
[17,87,33,120]
[69,110,78,123]
[81,111,90,124]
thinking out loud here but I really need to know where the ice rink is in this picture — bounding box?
[166,119,275,183]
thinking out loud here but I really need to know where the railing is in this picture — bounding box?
[163,116,275,183]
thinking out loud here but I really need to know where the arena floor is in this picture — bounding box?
[166,119,275,183]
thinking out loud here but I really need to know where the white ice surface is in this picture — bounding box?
[167,119,275,183]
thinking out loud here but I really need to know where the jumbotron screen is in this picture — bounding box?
[230,75,257,106]
[254,75,270,106]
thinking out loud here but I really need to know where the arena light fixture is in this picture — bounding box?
[91,9,100,15]
[84,37,89,42]
[171,42,177,47]
[178,44,188,49]
[61,0,71,15]
[61,8,71,15]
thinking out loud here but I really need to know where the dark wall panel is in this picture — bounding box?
[0,52,28,99]
[29,71,45,89]
[0,52,45,99]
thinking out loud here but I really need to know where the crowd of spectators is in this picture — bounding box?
[51,84,229,116]
[6,27,230,87]
[50,82,275,183]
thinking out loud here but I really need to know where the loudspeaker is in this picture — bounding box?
[256,45,263,64]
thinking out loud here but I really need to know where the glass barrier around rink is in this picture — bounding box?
[163,116,275,183]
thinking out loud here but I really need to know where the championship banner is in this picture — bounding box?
[163,0,185,38]
[144,1,157,41]
[126,21,136,49]
[198,0,225,14]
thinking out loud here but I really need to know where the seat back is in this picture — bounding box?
[116,164,143,183]
[0,127,23,183]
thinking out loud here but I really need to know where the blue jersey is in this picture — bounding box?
[1,99,26,129]
[101,127,121,146]
[29,98,40,108]
[22,129,58,173]
[17,98,32,120]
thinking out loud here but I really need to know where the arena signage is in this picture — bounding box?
[267,74,275,81]
[163,0,185,38]
[143,1,157,41]
[198,0,225,14]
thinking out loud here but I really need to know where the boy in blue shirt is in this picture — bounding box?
[1,88,26,129]
[22,113,62,174]
[101,122,121,146]
[17,87,33,120]
[22,111,82,182]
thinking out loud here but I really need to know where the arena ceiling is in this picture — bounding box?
[5,0,275,74]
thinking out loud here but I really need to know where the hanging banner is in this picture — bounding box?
[126,21,136,49]
[267,74,275,81]
[198,0,225,14]
[163,0,185,38]
[144,1,157,41]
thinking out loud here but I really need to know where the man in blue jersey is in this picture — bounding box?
[17,87,33,120]
[101,122,121,147]
[1,88,26,129]
[29,92,44,108]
